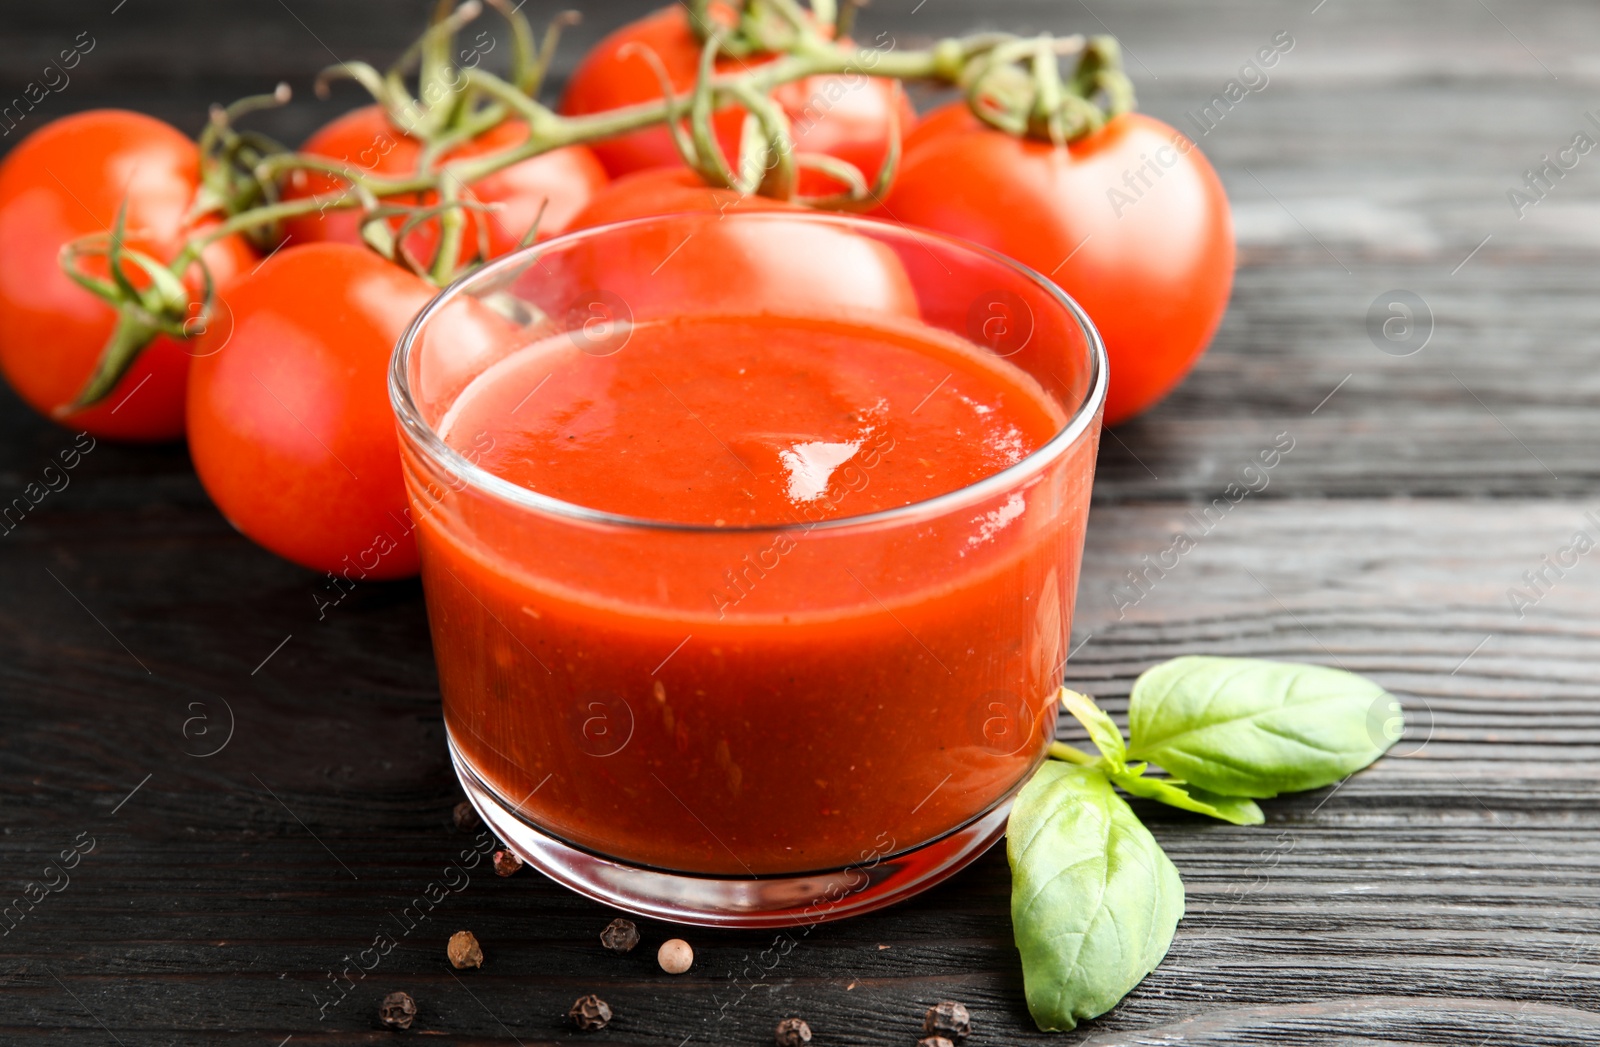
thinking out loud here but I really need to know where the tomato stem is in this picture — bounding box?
[65,5,1142,408]
[217,9,1129,247]
[431,173,466,284]
[525,8,581,98]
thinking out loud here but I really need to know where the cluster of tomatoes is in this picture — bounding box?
[0,3,1232,579]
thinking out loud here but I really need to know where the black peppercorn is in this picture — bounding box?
[570,993,612,1031]
[452,800,480,831]
[379,990,417,1030]
[775,1016,812,1046]
[600,917,640,954]
[923,1000,971,1041]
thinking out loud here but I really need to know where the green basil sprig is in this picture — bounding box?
[1009,656,1402,1031]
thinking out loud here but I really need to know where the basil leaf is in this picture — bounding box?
[1009,762,1185,1031]
[1108,766,1265,825]
[1126,656,1401,798]
[1060,688,1127,770]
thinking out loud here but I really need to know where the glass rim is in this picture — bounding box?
[389,210,1108,535]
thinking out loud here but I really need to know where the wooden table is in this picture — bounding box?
[4,1,1598,1042]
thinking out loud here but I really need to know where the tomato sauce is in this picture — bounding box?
[415,312,1093,875]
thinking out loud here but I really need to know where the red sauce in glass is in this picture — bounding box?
[418,312,1085,874]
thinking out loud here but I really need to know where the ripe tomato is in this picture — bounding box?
[902,99,982,153]
[881,106,1235,425]
[561,169,917,321]
[565,166,788,229]
[0,110,255,441]
[280,105,608,264]
[560,4,913,193]
[187,244,441,578]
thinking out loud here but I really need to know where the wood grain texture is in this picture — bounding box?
[1,0,1596,1043]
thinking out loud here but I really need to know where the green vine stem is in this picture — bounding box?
[251,37,991,210]
[66,3,1136,409]
[430,173,466,284]
[193,82,294,239]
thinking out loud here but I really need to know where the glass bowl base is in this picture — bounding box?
[449,734,1014,928]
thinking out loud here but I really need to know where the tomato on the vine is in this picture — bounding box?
[565,167,789,229]
[881,106,1235,426]
[563,168,918,321]
[560,4,913,194]
[280,105,608,265]
[0,110,256,441]
[900,99,980,154]
[186,243,484,579]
